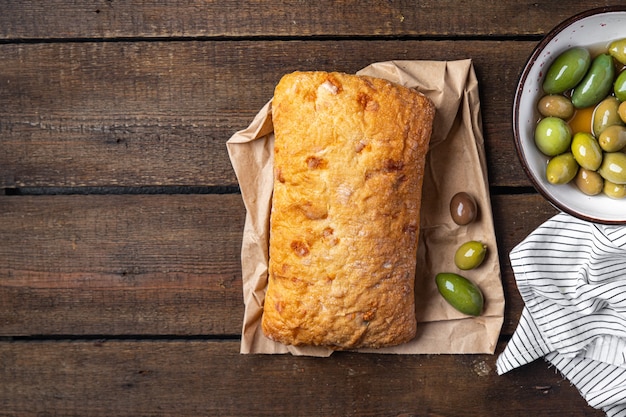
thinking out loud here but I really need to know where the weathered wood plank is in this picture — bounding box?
[0,193,556,337]
[0,0,619,40]
[0,339,602,417]
[0,194,246,336]
[0,40,536,188]
[492,194,560,333]
[1,3,612,417]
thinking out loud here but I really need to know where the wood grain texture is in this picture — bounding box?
[0,0,620,40]
[1,2,614,415]
[0,194,245,336]
[1,40,534,188]
[0,340,602,417]
[0,193,557,337]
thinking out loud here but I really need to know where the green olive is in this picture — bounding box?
[571,54,615,109]
[454,241,487,270]
[599,125,626,152]
[592,96,623,136]
[575,168,604,196]
[603,180,626,199]
[543,47,591,94]
[620,101,626,125]
[614,70,626,102]
[571,132,603,171]
[534,116,572,156]
[609,38,626,65]
[546,152,579,185]
[598,152,626,184]
[537,94,575,119]
[435,272,484,316]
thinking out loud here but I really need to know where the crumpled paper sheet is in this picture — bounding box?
[226,60,505,356]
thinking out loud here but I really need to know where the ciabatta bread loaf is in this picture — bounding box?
[262,71,435,349]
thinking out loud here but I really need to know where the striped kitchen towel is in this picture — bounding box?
[497,212,626,417]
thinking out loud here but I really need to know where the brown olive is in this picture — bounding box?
[450,192,478,225]
[574,168,603,196]
[537,94,575,119]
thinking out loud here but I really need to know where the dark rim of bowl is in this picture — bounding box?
[512,5,626,225]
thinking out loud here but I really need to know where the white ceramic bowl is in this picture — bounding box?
[514,6,626,224]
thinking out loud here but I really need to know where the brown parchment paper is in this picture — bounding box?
[226,60,505,356]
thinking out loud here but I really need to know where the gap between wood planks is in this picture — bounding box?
[3,185,241,196]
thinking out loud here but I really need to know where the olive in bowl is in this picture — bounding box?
[513,6,626,224]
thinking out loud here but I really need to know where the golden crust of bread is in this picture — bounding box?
[262,71,435,349]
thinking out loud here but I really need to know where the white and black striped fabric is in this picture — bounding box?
[497,212,626,416]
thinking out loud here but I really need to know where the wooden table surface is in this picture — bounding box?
[1,2,621,416]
